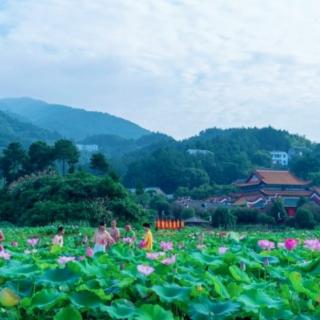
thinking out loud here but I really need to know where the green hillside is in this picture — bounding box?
[0,97,150,140]
[122,127,314,193]
[0,110,60,148]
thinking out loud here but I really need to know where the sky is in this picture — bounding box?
[0,0,320,141]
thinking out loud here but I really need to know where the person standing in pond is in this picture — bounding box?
[141,223,153,251]
[109,219,120,243]
[124,224,136,240]
[52,226,64,247]
[93,222,114,254]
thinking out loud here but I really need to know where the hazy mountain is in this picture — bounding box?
[0,110,60,148]
[0,97,151,140]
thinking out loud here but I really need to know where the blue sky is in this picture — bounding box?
[0,0,319,141]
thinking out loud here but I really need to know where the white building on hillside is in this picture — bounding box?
[76,144,99,153]
[270,151,289,166]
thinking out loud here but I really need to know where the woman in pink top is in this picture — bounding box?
[109,220,120,242]
[52,226,64,247]
[93,222,114,254]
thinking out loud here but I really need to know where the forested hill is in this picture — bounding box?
[0,97,151,140]
[0,110,60,148]
[122,127,315,193]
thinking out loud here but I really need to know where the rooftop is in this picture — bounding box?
[237,169,310,187]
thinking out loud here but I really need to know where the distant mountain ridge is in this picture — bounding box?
[0,110,60,148]
[0,97,151,140]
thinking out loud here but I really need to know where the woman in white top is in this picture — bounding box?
[52,226,64,247]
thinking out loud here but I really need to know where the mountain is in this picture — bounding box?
[0,97,151,140]
[0,110,60,148]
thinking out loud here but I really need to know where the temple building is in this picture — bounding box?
[233,169,319,216]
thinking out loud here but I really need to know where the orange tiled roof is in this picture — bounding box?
[249,170,309,186]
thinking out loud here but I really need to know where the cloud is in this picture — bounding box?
[0,0,320,141]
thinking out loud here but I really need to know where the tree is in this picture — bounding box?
[149,195,171,217]
[26,141,54,172]
[181,207,195,219]
[295,208,316,229]
[53,139,79,175]
[0,142,26,183]
[90,152,109,175]
[268,198,287,223]
[211,207,236,229]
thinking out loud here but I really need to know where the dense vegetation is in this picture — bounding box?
[1,227,320,319]
[123,127,315,193]
[0,140,147,226]
[0,111,60,149]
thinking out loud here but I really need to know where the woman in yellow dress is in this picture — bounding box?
[141,223,153,251]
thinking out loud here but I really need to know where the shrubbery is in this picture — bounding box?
[0,171,146,226]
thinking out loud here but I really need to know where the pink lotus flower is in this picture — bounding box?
[218,246,228,255]
[57,256,76,265]
[304,239,320,251]
[161,255,176,265]
[160,241,173,251]
[123,237,134,244]
[146,252,165,260]
[27,238,39,247]
[86,247,94,257]
[137,265,155,276]
[258,240,275,251]
[0,251,11,260]
[285,238,298,251]
[139,240,146,248]
[11,241,18,247]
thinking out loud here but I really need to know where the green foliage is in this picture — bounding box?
[90,152,109,175]
[256,213,275,225]
[0,110,59,148]
[53,140,80,175]
[295,208,316,229]
[181,208,195,219]
[268,199,287,223]
[0,171,144,226]
[0,142,26,183]
[26,141,55,172]
[211,207,236,229]
[149,195,170,217]
[232,208,260,224]
[123,127,312,193]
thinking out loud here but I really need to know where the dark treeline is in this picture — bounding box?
[0,140,148,226]
[122,127,317,194]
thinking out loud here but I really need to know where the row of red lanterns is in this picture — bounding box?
[155,219,185,230]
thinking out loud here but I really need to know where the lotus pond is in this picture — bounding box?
[0,226,320,319]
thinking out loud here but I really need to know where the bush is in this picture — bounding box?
[0,171,146,226]
[295,208,316,229]
[233,208,260,224]
[256,213,275,225]
[212,207,236,229]
[285,216,296,228]
[181,208,195,219]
